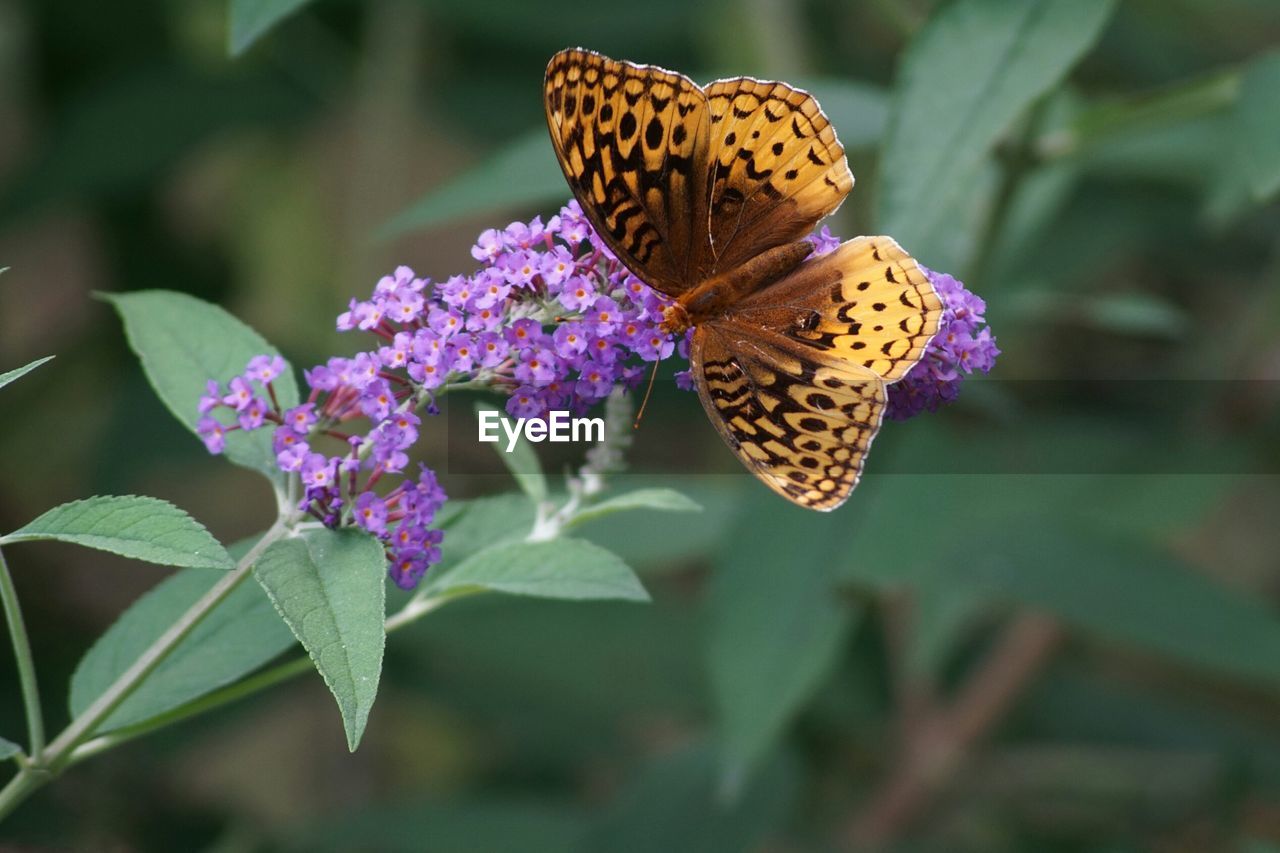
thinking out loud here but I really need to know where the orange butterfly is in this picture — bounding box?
[544,48,943,510]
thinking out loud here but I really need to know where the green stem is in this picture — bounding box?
[0,519,289,823]
[66,588,457,768]
[0,547,44,760]
[43,520,285,771]
[68,655,316,766]
[0,767,46,823]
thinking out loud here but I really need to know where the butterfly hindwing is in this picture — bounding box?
[544,48,711,297]
[732,236,943,382]
[691,324,886,511]
[701,78,853,276]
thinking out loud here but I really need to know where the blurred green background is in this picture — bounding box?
[2,0,1280,849]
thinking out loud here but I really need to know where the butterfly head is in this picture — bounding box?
[659,303,692,336]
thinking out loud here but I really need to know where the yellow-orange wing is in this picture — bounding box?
[544,51,856,293]
[544,48,711,297]
[732,236,943,381]
[691,324,886,511]
[699,77,854,276]
[691,236,943,510]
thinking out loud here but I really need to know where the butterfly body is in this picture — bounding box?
[545,48,944,510]
[661,239,814,334]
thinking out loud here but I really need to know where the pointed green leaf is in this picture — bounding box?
[103,290,298,480]
[839,470,1280,689]
[949,528,1280,688]
[877,0,1116,262]
[254,528,387,750]
[428,538,648,602]
[567,488,702,529]
[0,355,54,392]
[228,0,313,56]
[0,737,21,760]
[69,558,296,731]
[1,496,233,570]
[378,130,565,238]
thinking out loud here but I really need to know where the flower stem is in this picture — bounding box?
[0,547,43,761]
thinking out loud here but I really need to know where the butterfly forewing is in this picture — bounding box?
[733,236,943,382]
[701,78,853,276]
[544,48,711,297]
[692,325,886,511]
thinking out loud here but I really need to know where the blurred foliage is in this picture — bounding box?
[1,0,1280,850]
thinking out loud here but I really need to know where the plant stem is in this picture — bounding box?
[67,588,457,768]
[0,547,44,761]
[0,519,288,823]
[43,520,285,771]
[68,655,316,766]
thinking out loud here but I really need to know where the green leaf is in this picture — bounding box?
[474,404,548,504]
[1,496,233,570]
[431,493,536,572]
[428,538,648,603]
[378,130,565,238]
[228,0,313,56]
[951,528,1280,688]
[69,559,296,731]
[588,743,798,853]
[572,478,747,572]
[840,471,1280,689]
[1235,50,1280,202]
[411,595,702,728]
[0,355,54,392]
[103,290,298,480]
[254,528,387,750]
[706,493,862,788]
[0,737,21,760]
[567,487,702,529]
[877,0,1116,262]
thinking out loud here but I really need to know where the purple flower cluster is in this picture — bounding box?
[196,201,694,589]
[335,200,684,419]
[198,355,447,589]
[885,267,999,420]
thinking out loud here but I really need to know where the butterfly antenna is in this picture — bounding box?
[633,359,661,429]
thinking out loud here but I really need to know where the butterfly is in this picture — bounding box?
[543,48,943,510]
